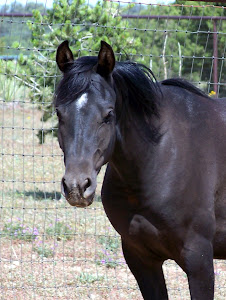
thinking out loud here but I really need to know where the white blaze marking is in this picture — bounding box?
[76,93,88,110]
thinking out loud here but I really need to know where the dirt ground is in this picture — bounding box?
[0,104,225,299]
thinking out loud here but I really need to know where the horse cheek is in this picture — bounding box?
[97,124,114,154]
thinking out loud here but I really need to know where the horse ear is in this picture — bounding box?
[97,41,115,77]
[56,40,74,73]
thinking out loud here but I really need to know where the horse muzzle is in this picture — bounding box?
[61,177,96,207]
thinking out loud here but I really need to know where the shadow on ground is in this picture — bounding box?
[9,190,62,201]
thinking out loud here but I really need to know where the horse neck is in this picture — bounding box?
[110,83,161,183]
[109,121,156,185]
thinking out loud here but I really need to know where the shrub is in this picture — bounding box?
[16,0,141,143]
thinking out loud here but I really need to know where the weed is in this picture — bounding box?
[96,235,121,268]
[46,220,73,241]
[96,252,118,268]
[77,272,104,284]
[98,235,120,253]
[2,222,39,241]
[34,245,54,258]
[0,74,28,103]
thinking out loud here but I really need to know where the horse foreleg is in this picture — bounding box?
[122,240,168,300]
[179,237,214,300]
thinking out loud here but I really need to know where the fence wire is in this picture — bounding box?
[0,0,226,299]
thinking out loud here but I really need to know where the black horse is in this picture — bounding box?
[55,40,226,299]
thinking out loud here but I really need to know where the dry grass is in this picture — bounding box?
[0,102,225,299]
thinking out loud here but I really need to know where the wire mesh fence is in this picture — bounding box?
[0,0,225,299]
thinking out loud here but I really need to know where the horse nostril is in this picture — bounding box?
[61,177,68,198]
[83,178,91,192]
[62,178,67,189]
[62,176,93,200]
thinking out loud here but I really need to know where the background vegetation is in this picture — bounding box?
[0,0,225,142]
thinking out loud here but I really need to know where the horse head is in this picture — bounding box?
[55,41,117,207]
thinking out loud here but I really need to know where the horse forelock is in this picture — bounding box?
[54,56,98,107]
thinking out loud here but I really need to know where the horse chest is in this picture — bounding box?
[103,193,172,259]
[126,214,171,259]
[102,166,183,258]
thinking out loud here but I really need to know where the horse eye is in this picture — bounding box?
[103,111,114,124]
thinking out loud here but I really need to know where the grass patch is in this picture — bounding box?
[7,190,62,201]
[34,245,55,258]
[2,222,39,241]
[45,220,73,241]
[97,235,121,268]
[98,235,121,253]
[0,74,29,103]
[77,272,104,284]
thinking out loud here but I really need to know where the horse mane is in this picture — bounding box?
[112,62,162,143]
[161,78,209,98]
[55,57,209,144]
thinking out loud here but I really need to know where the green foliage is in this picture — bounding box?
[0,2,42,56]
[34,245,55,257]
[0,60,29,102]
[0,22,31,56]
[0,37,5,55]
[15,0,141,143]
[174,1,226,82]
[97,235,121,268]
[98,235,120,253]
[0,60,30,102]
[77,272,104,284]
[0,75,25,102]
[0,2,46,14]
[45,220,73,241]
[3,222,39,241]
[1,0,225,144]
[127,1,225,87]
